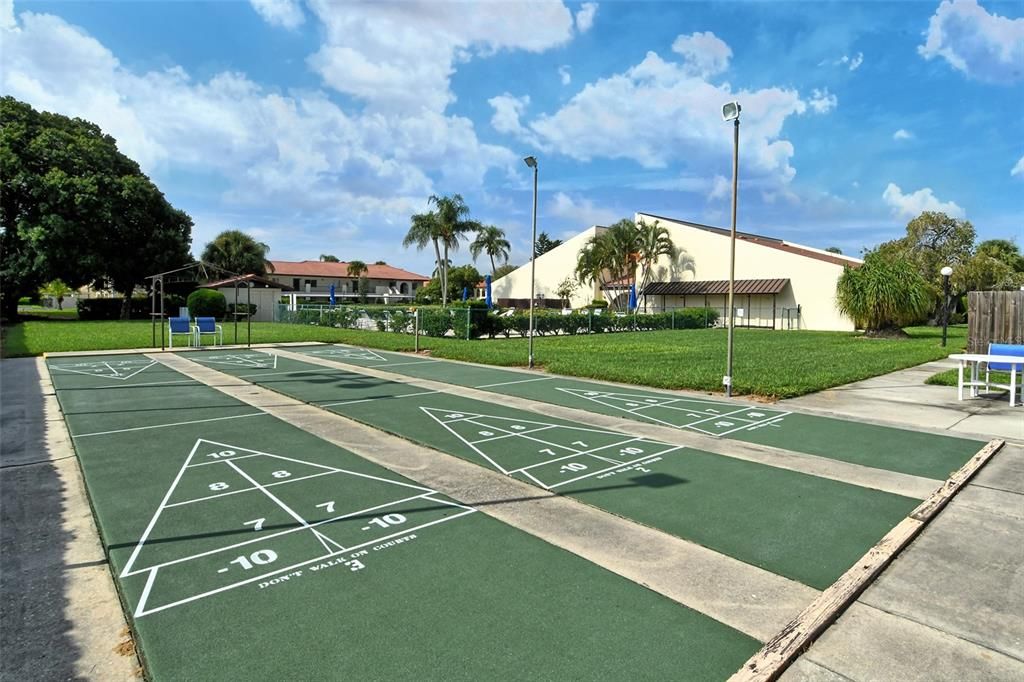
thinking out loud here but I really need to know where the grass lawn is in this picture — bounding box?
[926,367,1012,387]
[2,318,967,398]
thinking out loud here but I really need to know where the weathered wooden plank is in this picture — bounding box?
[729,438,1005,682]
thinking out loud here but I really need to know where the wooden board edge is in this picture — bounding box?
[729,438,1005,682]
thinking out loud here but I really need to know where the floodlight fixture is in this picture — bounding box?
[523,155,537,168]
[722,101,741,122]
[940,265,953,346]
[940,266,953,277]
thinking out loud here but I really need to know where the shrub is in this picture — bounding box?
[187,289,227,319]
[77,298,152,320]
[419,308,452,337]
[227,303,257,318]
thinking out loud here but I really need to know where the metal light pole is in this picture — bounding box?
[722,101,741,397]
[524,155,539,368]
[940,265,952,347]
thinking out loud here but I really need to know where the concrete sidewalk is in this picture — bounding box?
[780,360,1024,681]
[783,358,1023,444]
[0,357,138,681]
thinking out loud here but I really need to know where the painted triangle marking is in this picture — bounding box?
[191,353,278,369]
[312,346,388,363]
[51,359,156,381]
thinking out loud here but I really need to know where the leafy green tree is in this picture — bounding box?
[878,211,975,286]
[320,254,339,262]
[346,260,368,278]
[952,241,1024,293]
[635,219,680,296]
[446,264,483,300]
[836,252,932,334]
[0,96,192,319]
[469,225,511,275]
[534,232,562,258]
[976,239,1024,273]
[357,275,370,303]
[825,246,843,254]
[493,263,518,279]
[555,276,579,308]
[201,230,270,277]
[39,279,72,309]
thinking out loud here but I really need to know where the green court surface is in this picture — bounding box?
[185,349,925,591]
[47,355,759,680]
[293,344,984,480]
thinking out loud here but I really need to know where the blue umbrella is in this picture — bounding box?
[462,286,468,302]
[628,283,637,312]
[329,283,336,307]
[484,274,492,309]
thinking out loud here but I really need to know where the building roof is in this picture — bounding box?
[642,279,790,296]
[269,260,430,281]
[201,273,294,291]
[638,213,863,268]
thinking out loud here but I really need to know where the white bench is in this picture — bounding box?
[949,352,1024,407]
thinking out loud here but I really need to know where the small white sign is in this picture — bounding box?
[722,375,732,387]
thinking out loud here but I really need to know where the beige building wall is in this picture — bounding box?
[636,213,861,332]
[492,226,604,307]
[212,286,281,322]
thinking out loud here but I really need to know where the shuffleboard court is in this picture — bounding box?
[48,355,761,680]
[188,350,924,590]
[291,344,985,480]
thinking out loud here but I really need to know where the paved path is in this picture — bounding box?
[0,357,138,681]
[779,359,1024,681]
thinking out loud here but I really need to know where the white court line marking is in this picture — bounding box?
[470,424,558,445]
[134,508,477,618]
[174,438,438,494]
[420,407,639,437]
[121,439,204,578]
[74,412,267,438]
[422,409,512,475]
[127,493,437,575]
[163,470,339,508]
[134,569,159,617]
[237,368,339,379]
[474,376,554,389]
[715,412,791,437]
[90,379,197,390]
[226,460,344,554]
[364,359,440,369]
[308,347,389,363]
[545,452,680,490]
[682,405,762,429]
[50,360,156,381]
[511,437,656,473]
[478,427,633,467]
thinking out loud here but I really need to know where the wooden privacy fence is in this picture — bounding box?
[967,290,1023,353]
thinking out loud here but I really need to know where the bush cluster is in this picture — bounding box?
[187,289,227,319]
[277,303,719,339]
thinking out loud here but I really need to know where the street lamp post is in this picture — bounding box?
[524,155,539,368]
[941,265,953,347]
[722,101,741,397]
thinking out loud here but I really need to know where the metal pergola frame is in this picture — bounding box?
[145,261,253,351]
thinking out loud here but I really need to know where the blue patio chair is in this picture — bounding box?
[168,316,193,348]
[193,317,223,347]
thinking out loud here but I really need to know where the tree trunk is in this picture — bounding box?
[432,238,444,306]
[1,291,21,321]
[442,244,449,307]
[490,254,496,276]
[117,286,134,320]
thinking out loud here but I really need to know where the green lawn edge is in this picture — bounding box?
[3,319,966,398]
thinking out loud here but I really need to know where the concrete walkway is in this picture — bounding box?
[783,358,1023,444]
[780,360,1024,681]
[0,358,138,681]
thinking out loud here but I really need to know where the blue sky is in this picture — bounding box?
[2,0,1021,275]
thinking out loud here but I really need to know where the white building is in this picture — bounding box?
[492,212,863,331]
[267,260,431,307]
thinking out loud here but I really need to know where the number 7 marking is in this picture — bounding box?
[316,501,336,514]
[243,518,265,532]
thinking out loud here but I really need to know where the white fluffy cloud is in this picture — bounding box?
[1012,155,1024,177]
[707,174,730,201]
[575,3,597,33]
[306,0,575,114]
[671,31,732,77]
[808,88,837,114]
[558,65,571,85]
[488,93,541,148]
[882,183,965,219]
[919,0,1024,83]
[517,41,817,190]
[893,128,914,140]
[0,3,541,234]
[548,192,618,226]
[249,0,304,29]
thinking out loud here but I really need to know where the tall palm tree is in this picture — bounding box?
[635,219,677,294]
[470,225,511,275]
[429,194,480,305]
[346,260,368,278]
[201,229,270,276]
[403,210,444,299]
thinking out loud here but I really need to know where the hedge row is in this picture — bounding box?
[280,304,719,339]
[77,295,186,320]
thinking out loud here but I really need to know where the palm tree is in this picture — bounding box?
[403,194,479,306]
[836,251,932,335]
[39,279,72,309]
[470,225,511,275]
[201,230,270,276]
[635,219,678,295]
[320,254,340,262]
[346,260,368,278]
